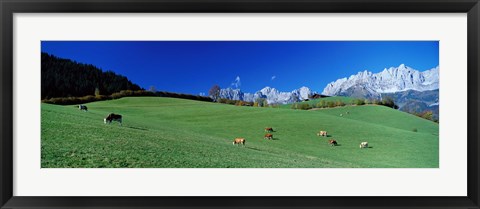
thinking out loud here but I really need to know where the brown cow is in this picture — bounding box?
[233,138,246,146]
[264,133,273,140]
[328,139,338,146]
[265,127,274,132]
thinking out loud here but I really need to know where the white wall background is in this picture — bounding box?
[13,13,467,196]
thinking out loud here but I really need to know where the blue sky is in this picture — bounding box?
[41,41,439,95]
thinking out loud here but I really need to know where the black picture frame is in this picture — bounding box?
[1,0,479,208]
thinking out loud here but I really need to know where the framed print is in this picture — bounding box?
[1,0,479,208]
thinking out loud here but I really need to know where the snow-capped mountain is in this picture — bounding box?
[219,86,315,104]
[322,64,439,97]
[219,88,245,101]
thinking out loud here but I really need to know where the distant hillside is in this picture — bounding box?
[41,53,142,99]
[381,89,438,107]
[280,96,356,109]
[382,89,438,116]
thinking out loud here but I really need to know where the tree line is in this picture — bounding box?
[41,53,214,105]
[42,89,213,105]
[291,97,399,110]
[41,52,142,99]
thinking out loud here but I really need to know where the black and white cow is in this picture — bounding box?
[78,105,88,112]
[104,113,122,125]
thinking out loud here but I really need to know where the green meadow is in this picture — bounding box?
[41,97,439,168]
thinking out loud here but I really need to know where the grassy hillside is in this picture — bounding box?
[41,97,439,168]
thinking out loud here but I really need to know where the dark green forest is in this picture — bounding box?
[41,53,142,99]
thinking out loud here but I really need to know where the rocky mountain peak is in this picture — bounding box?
[322,64,439,97]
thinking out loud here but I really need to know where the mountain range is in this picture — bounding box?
[219,86,315,104]
[218,64,439,119]
[322,64,438,98]
[320,64,439,120]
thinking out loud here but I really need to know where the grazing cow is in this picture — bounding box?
[233,138,246,146]
[317,131,328,137]
[328,139,338,146]
[104,113,122,125]
[265,127,274,132]
[360,142,368,148]
[264,133,273,140]
[78,105,88,112]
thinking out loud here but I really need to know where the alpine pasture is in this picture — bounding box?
[41,97,439,168]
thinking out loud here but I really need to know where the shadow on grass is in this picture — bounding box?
[125,126,148,131]
[245,147,263,151]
